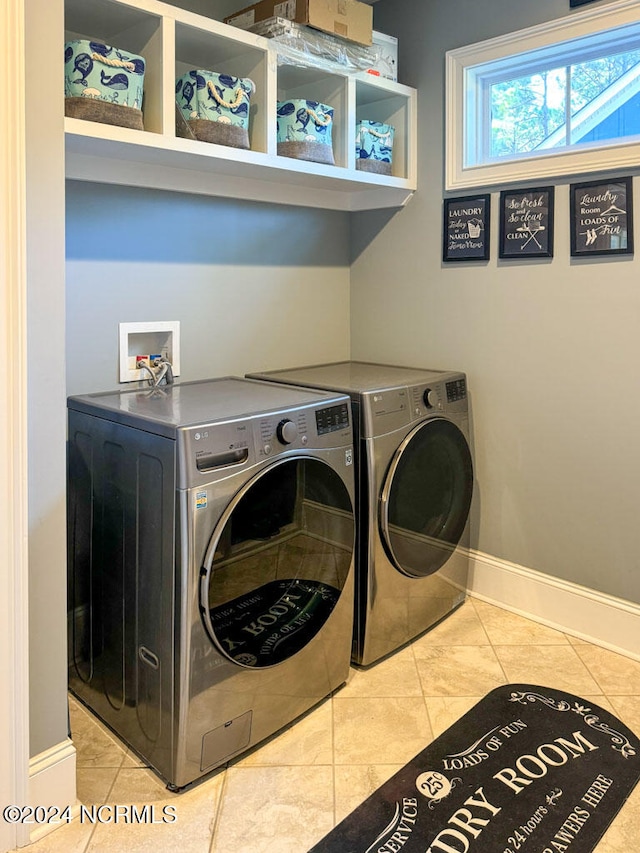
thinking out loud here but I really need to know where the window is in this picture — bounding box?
[446,0,640,189]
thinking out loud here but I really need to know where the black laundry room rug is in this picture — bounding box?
[309,684,639,853]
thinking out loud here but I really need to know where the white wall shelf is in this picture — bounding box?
[64,0,417,211]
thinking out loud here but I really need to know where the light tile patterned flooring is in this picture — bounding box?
[20,598,640,853]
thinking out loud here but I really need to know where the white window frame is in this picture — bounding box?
[445,0,640,190]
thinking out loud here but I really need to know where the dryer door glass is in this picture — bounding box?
[381,419,473,578]
[200,458,354,668]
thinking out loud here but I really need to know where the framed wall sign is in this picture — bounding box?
[443,194,490,262]
[499,186,554,259]
[570,177,634,257]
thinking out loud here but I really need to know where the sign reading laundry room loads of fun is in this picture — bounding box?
[570,177,634,257]
[308,684,640,853]
[443,195,490,262]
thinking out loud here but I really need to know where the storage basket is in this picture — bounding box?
[175,70,254,149]
[355,120,394,175]
[64,40,145,130]
[277,99,335,165]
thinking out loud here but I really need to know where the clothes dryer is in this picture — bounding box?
[247,363,473,666]
[67,377,355,788]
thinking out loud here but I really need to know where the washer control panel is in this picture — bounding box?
[191,421,251,468]
[276,418,298,445]
[258,409,310,456]
[257,401,351,457]
[315,401,350,436]
[178,394,352,487]
[177,420,251,487]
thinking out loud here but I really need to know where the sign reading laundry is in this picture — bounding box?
[443,194,490,262]
[308,684,640,853]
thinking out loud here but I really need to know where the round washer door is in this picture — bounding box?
[200,456,354,668]
[380,418,473,578]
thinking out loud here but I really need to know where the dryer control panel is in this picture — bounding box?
[411,374,467,416]
[445,377,467,402]
[362,372,469,438]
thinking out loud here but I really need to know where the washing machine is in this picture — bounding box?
[247,362,473,666]
[67,377,355,788]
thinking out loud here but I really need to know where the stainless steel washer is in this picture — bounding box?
[67,377,355,788]
[247,363,473,666]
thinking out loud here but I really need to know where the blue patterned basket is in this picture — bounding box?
[277,99,335,165]
[356,121,395,175]
[175,70,254,149]
[64,40,145,130]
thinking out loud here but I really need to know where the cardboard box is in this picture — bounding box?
[366,30,397,81]
[224,0,373,46]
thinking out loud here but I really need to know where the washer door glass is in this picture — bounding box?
[380,419,473,578]
[200,457,354,668]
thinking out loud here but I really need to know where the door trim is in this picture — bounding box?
[28,741,79,844]
[1,0,31,848]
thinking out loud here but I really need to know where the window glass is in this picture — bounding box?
[487,50,640,160]
[446,1,640,188]
[490,67,567,157]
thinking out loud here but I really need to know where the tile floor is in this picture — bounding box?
[19,598,640,853]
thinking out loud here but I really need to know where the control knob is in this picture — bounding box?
[423,388,438,409]
[276,418,298,445]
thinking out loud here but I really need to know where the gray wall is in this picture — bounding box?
[352,0,640,604]
[27,0,69,758]
[66,183,351,395]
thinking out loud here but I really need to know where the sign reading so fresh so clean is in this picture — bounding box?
[499,188,554,259]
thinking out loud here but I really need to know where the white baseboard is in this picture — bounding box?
[26,739,78,845]
[466,548,640,662]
